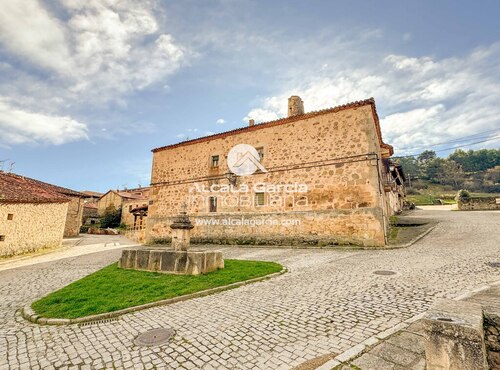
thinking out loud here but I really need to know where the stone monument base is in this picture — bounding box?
[118,248,224,275]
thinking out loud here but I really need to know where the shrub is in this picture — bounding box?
[456,189,471,201]
[100,207,122,228]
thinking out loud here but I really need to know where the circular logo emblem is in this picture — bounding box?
[227,144,267,176]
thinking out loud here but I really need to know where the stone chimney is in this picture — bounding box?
[288,95,304,117]
[249,119,255,126]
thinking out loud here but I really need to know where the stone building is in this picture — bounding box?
[81,191,103,203]
[147,97,403,247]
[121,199,148,227]
[0,173,86,237]
[0,172,70,257]
[82,202,99,225]
[97,187,149,217]
[383,161,406,214]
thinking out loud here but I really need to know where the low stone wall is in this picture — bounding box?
[125,228,146,243]
[458,197,500,211]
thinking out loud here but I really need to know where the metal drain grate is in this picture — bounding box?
[486,262,500,268]
[78,317,119,327]
[373,270,397,276]
[134,328,175,347]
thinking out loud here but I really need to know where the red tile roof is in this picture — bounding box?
[0,172,71,204]
[81,190,104,197]
[117,191,148,200]
[152,98,394,155]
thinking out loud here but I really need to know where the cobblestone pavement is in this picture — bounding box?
[0,210,499,370]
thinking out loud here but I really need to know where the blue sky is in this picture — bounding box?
[0,0,499,192]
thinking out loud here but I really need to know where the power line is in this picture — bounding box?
[396,128,500,152]
[392,135,500,159]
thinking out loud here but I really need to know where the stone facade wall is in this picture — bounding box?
[121,199,148,227]
[0,202,68,257]
[458,197,500,211]
[97,191,122,216]
[148,104,389,247]
[63,196,84,237]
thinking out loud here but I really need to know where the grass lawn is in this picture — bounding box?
[32,259,282,319]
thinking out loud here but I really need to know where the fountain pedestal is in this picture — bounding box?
[118,209,224,275]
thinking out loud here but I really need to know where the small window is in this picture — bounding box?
[211,155,219,168]
[7,214,13,220]
[255,192,265,206]
[256,147,264,161]
[129,205,132,212]
[0,235,5,242]
[209,196,217,212]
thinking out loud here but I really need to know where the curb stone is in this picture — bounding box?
[21,267,288,326]
[313,279,500,370]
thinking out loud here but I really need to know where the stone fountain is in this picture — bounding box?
[118,207,224,275]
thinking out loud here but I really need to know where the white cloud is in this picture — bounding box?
[216,118,225,124]
[244,42,500,155]
[0,0,187,145]
[0,0,71,73]
[0,99,88,145]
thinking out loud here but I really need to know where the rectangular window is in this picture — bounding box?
[255,192,265,206]
[7,214,13,220]
[0,235,5,241]
[209,196,217,212]
[256,147,264,161]
[129,205,132,212]
[211,155,219,168]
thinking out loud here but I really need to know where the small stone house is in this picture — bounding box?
[82,202,99,225]
[0,173,86,238]
[0,172,70,257]
[121,199,148,228]
[97,187,150,217]
[147,96,405,247]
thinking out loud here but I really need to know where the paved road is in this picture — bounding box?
[0,210,499,370]
[0,234,136,273]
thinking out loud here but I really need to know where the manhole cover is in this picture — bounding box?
[134,328,175,346]
[486,262,500,268]
[373,270,397,276]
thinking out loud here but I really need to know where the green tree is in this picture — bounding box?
[449,149,500,172]
[397,157,420,179]
[418,150,437,163]
[100,207,122,228]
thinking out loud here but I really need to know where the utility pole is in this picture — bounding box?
[0,159,9,171]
